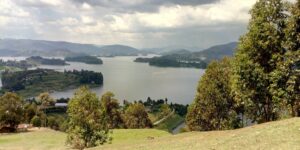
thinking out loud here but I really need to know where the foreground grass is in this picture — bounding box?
[97,118,300,150]
[0,118,299,150]
[0,128,170,150]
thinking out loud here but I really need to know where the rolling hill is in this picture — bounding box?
[0,39,141,57]
[0,118,299,150]
[193,42,237,63]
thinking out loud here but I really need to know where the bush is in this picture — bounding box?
[31,116,42,128]
[124,103,152,129]
[47,116,59,130]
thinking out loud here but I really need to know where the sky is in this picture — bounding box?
[0,0,257,49]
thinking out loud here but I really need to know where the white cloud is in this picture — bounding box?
[82,2,92,10]
[1,0,258,48]
[0,0,30,17]
[108,0,256,31]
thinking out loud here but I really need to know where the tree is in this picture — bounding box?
[159,104,172,119]
[67,87,110,150]
[232,0,287,123]
[0,92,24,131]
[38,92,55,110]
[100,92,124,129]
[270,0,300,117]
[186,58,241,131]
[124,103,152,129]
[24,103,37,123]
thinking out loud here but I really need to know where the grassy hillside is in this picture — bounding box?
[99,118,300,150]
[0,118,299,150]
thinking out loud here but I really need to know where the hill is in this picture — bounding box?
[97,45,140,56]
[0,39,141,57]
[0,118,299,150]
[193,42,237,63]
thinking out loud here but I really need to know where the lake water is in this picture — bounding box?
[0,56,205,104]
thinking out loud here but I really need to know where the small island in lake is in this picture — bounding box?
[65,55,103,64]
[0,69,103,97]
[135,55,207,69]
[26,56,68,66]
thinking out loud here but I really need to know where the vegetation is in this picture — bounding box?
[100,92,125,129]
[187,0,300,131]
[31,116,42,128]
[65,55,103,64]
[0,59,32,70]
[155,114,184,132]
[270,0,300,117]
[135,55,207,69]
[37,92,55,110]
[67,87,110,149]
[124,103,153,129]
[0,92,24,131]
[0,69,103,97]
[26,56,68,65]
[232,0,288,123]
[186,58,241,131]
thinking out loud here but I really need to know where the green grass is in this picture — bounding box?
[155,114,184,132]
[0,118,299,150]
[0,128,67,150]
[0,128,170,150]
[99,118,300,150]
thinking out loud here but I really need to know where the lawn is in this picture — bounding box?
[0,118,299,150]
[0,128,170,150]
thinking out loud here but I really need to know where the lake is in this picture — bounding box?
[0,56,204,104]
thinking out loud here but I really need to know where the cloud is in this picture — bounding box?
[71,0,220,12]
[1,0,257,49]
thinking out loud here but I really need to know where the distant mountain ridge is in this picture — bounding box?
[0,39,141,57]
[158,42,238,63]
[193,42,237,62]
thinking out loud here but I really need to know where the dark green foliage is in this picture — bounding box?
[47,116,60,130]
[232,0,287,123]
[186,58,241,131]
[67,70,103,84]
[24,103,37,123]
[142,97,188,116]
[67,87,110,149]
[169,103,188,116]
[26,56,68,65]
[134,57,152,63]
[269,0,300,117]
[31,116,42,128]
[0,92,24,130]
[135,54,207,69]
[100,92,124,129]
[124,103,152,129]
[65,56,103,64]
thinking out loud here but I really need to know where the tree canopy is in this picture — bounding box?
[67,87,110,149]
[124,103,152,129]
[0,92,24,130]
[186,58,241,131]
